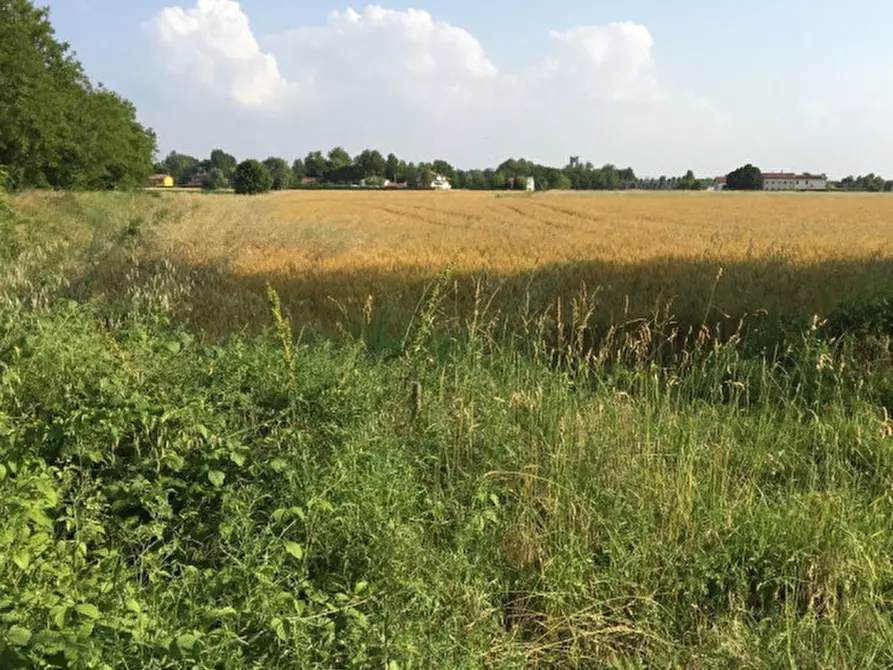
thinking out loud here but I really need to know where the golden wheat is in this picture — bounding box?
[13,189,893,338]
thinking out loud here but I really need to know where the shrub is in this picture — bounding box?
[233,160,273,195]
[201,167,229,191]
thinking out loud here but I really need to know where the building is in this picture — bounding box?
[149,174,174,188]
[184,173,205,188]
[709,176,726,191]
[762,172,827,191]
[525,176,536,192]
[430,173,452,190]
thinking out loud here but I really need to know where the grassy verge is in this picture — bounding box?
[1,192,893,667]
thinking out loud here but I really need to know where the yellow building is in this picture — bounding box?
[150,174,174,188]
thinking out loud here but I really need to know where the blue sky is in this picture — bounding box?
[45,1,893,178]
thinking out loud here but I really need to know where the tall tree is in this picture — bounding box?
[304,151,327,179]
[0,0,155,190]
[209,149,237,178]
[386,153,400,181]
[355,149,386,178]
[263,157,294,190]
[291,158,306,182]
[726,164,763,190]
[162,151,200,186]
[327,146,352,174]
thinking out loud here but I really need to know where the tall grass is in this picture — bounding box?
[1,191,893,667]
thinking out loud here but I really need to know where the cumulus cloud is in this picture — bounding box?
[146,0,287,109]
[144,1,725,172]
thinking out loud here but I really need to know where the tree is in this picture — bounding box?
[201,167,228,191]
[327,146,352,173]
[386,153,399,181]
[209,149,237,178]
[291,158,306,182]
[355,149,386,178]
[162,151,200,185]
[304,151,327,179]
[0,0,155,190]
[263,157,293,190]
[677,169,701,190]
[725,164,763,190]
[233,159,273,195]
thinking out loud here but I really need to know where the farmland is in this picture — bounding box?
[3,189,893,668]
[16,188,893,340]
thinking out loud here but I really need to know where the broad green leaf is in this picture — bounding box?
[229,451,246,467]
[270,617,287,642]
[76,603,101,619]
[284,541,304,560]
[27,508,53,530]
[13,550,30,570]
[208,470,225,487]
[166,341,181,354]
[126,599,141,613]
[7,625,32,647]
[51,604,68,628]
[0,463,6,480]
[195,424,210,440]
[175,633,197,651]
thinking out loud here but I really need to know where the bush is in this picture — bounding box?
[233,160,274,195]
[201,167,229,191]
[726,164,763,190]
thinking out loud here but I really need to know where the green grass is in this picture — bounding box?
[2,192,893,668]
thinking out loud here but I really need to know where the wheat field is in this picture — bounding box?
[13,189,893,339]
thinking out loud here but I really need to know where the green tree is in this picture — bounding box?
[550,172,572,190]
[201,167,229,191]
[0,0,155,190]
[327,146,352,174]
[291,158,306,182]
[677,169,701,190]
[209,149,237,178]
[386,153,400,181]
[162,151,200,185]
[233,159,273,195]
[304,151,327,179]
[355,149,386,178]
[725,164,763,190]
[263,157,294,190]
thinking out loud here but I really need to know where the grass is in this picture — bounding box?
[2,189,893,667]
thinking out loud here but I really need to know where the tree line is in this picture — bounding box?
[0,0,156,191]
[154,147,715,195]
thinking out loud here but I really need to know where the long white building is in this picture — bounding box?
[761,172,827,191]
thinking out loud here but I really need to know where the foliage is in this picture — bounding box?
[677,169,703,190]
[262,157,294,191]
[233,159,273,195]
[291,158,306,182]
[0,0,155,190]
[209,149,238,179]
[726,163,764,190]
[4,192,893,666]
[201,167,229,191]
[838,173,889,192]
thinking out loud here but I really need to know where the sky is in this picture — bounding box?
[44,0,893,178]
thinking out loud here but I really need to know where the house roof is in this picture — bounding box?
[762,172,827,180]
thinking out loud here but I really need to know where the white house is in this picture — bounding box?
[525,176,535,192]
[430,173,452,190]
[762,172,827,191]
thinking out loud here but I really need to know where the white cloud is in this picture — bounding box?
[146,0,287,109]
[144,1,724,172]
